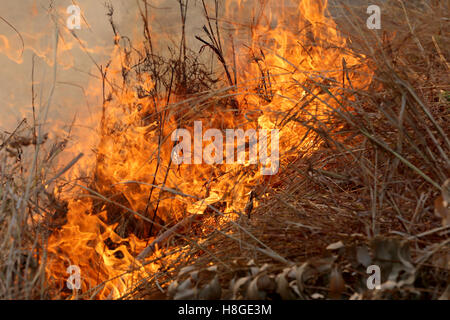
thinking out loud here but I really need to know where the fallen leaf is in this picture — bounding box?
[356,245,372,267]
[199,276,222,300]
[257,274,276,293]
[327,241,345,251]
[329,266,345,299]
[434,195,449,227]
[178,266,196,278]
[232,276,250,299]
[174,288,197,300]
[276,268,296,300]
[246,276,266,300]
[311,293,324,299]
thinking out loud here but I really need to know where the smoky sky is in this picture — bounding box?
[0,0,209,132]
[0,0,351,132]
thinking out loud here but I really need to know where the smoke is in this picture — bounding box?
[0,0,129,131]
[0,0,296,148]
[0,0,212,131]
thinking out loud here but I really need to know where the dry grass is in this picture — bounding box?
[132,0,449,300]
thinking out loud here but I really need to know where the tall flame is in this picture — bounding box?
[41,0,371,299]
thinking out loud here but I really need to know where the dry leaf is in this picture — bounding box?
[311,293,324,299]
[247,277,266,300]
[327,241,345,251]
[174,287,197,300]
[294,263,310,297]
[232,276,250,299]
[438,285,449,300]
[167,280,179,298]
[373,239,415,287]
[329,266,345,299]
[257,274,276,293]
[198,276,221,300]
[434,179,450,226]
[177,277,194,292]
[442,179,450,204]
[356,245,372,267]
[434,195,449,227]
[178,266,196,278]
[275,269,296,300]
[173,278,197,300]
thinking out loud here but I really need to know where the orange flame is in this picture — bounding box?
[41,0,372,299]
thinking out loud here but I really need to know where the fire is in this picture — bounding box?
[9,0,371,299]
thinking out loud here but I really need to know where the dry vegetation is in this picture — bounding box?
[0,0,448,299]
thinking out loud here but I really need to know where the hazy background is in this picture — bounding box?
[0,0,373,138]
[0,0,179,133]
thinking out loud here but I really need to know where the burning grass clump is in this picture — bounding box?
[0,0,448,300]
